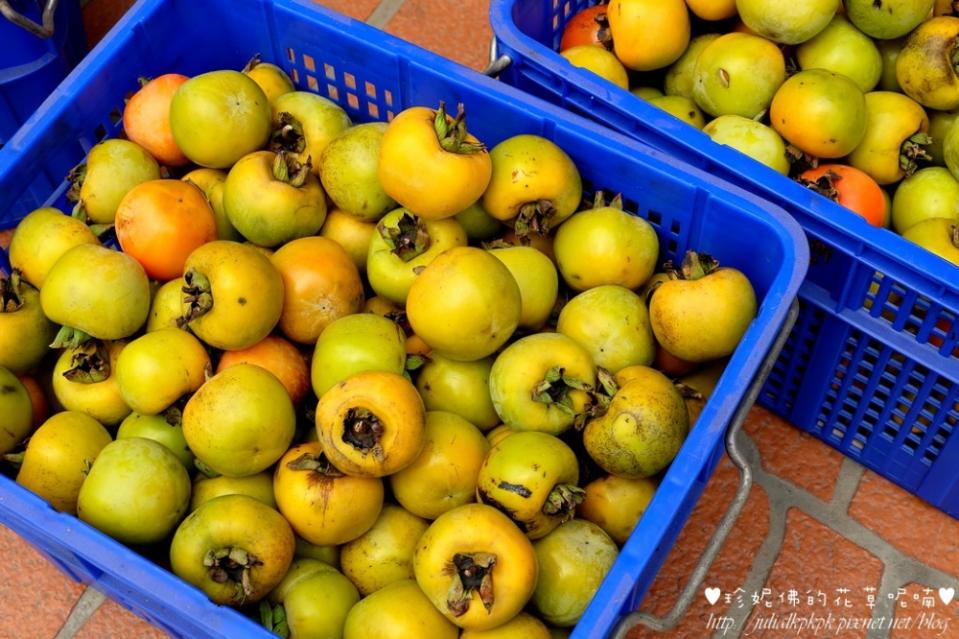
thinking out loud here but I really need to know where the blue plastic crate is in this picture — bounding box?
[0,0,806,636]
[1,0,87,147]
[491,0,959,518]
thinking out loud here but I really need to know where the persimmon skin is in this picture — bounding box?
[115,179,217,281]
[217,335,311,404]
[123,74,190,166]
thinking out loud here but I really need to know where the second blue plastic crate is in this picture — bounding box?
[1,0,87,147]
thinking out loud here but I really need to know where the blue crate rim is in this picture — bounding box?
[0,0,808,637]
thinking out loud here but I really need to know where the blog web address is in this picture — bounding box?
[706,610,951,636]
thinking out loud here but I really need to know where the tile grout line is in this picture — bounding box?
[711,430,789,638]
[750,451,959,639]
[867,538,959,638]
[53,587,106,639]
[830,457,867,511]
[836,457,893,639]
[755,467,956,583]
[759,471,958,587]
[866,565,900,639]
[713,492,788,638]
[365,0,407,28]
[704,430,956,638]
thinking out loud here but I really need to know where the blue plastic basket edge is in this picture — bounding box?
[0,0,809,637]
[0,473,275,638]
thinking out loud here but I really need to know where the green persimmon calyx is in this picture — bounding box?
[899,132,932,176]
[259,601,290,639]
[270,112,307,155]
[66,162,86,203]
[433,101,485,155]
[179,268,214,326]
[285,451,344,477]
[0,270,26,313]
[797,169,840,201]
[590,190,624,210]
[163,403,186,428]
[542,483,586,520]
[203,546,263,604]
[514,198,558,238]
[578,367,618,425]
[405,354,428,371]
[535,366,615,428]
[61,340,111,384]
[50,325,93,351]
[194,458,221,478]
[69,202,113,237]
[593,10,613,50]
[445,551,497,616]
[533,366,590,414]
[377,212,431,261]
[272,150,311,187]
[785,144,818,176]
[664,250,720,281]
[242,53,264,73]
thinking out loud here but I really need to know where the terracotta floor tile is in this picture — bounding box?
[0,524,85,639]
[313,0,381,21]
[744,406,846,502]
[384,0,493,70]
[743,508,884,638]
[889,583,959,639]
[73,598,170,639]
[849,471,959,579]
[627,455,770,638]
[81,0,137,49]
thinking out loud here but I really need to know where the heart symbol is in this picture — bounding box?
[705,587,721,605]
[939,587,955,605]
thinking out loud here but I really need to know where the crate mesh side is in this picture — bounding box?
[857,270,959,360]
[761,300,824,414]
[814,330,958,474]
[1,99,132,230]
[283,48,395,123]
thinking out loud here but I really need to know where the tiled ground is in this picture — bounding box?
[3,1,959,637]
[627,409,959,639]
